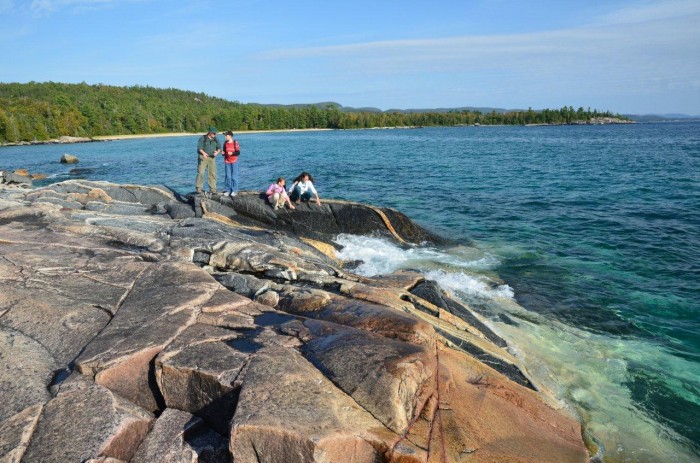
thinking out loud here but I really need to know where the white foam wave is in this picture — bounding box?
[425,268,515,299]
[333,234,510,300]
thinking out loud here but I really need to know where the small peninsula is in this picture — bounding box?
[0,178,590,463]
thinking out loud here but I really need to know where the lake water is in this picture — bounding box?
[2,123,699,462]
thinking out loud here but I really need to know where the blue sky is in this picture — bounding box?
[1,0,699,114]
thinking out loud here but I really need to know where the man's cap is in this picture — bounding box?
[207,127,217,134]
[225,130,233,136]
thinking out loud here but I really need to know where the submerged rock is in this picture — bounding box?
[0,180,589,463]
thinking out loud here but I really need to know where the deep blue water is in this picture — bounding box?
[2,123,699,462]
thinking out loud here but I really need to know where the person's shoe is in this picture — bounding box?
[231,192,237,197]
[196,189,202,195]
[223,191,230,197]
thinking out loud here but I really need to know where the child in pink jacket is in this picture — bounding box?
[266,177,296,210]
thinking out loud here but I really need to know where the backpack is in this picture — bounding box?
[225,139,240,156]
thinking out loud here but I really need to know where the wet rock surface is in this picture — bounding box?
[0,180,588,462]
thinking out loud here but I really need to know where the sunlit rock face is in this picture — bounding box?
[0,180,588,463]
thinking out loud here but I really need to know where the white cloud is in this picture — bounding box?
[594,0,700,25]
[29,0,145,15]
[257,12,700,87]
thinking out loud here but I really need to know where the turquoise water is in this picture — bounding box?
[2,123,699,462]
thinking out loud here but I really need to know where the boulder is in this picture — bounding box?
[254,289,280,307]
[1,171,32,187]
[21,381,154,463]
[60,153,79,163]
[274,286,333,313]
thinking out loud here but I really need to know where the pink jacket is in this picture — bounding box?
[266,183,288,199]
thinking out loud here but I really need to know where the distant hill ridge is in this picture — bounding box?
[259,101,527,114]
[0,81,628,143]
[624,113,700,122]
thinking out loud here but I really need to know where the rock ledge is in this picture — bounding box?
[0,180,589,463]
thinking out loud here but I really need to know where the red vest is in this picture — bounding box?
[223,140,239,164]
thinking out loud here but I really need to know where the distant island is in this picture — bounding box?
[1,82,632,144]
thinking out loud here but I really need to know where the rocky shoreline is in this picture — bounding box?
[526,117,635,126]
[0,135,98,147]
[0,180,590,463]
[0,119,635,147]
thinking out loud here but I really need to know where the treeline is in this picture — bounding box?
[0,82,627,142]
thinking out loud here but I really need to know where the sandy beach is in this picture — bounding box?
[93,128,335,142]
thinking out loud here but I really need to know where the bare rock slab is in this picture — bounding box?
[296,319,436,435]
[0,327,54,422]
[0,279,115,369]
[132,408,230,463]
[22,381,154,463]
[156,325,248,435]
[0,404,44,463]
[231,344,424,463]
[278,287,437,347]
[428,347,588,463]
[76,262,221,412]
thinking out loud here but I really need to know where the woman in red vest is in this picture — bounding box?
[222,131,240,196]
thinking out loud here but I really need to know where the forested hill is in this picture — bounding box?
[0,82,628,143]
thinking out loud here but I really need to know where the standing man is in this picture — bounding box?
[196,127,221,194]
[222,131,240,196]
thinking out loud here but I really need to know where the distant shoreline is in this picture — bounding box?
[93,128,336,142]
[0,128,338,147]
[0,120,650,148]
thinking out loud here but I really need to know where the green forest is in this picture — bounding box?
[0,82,627,143]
